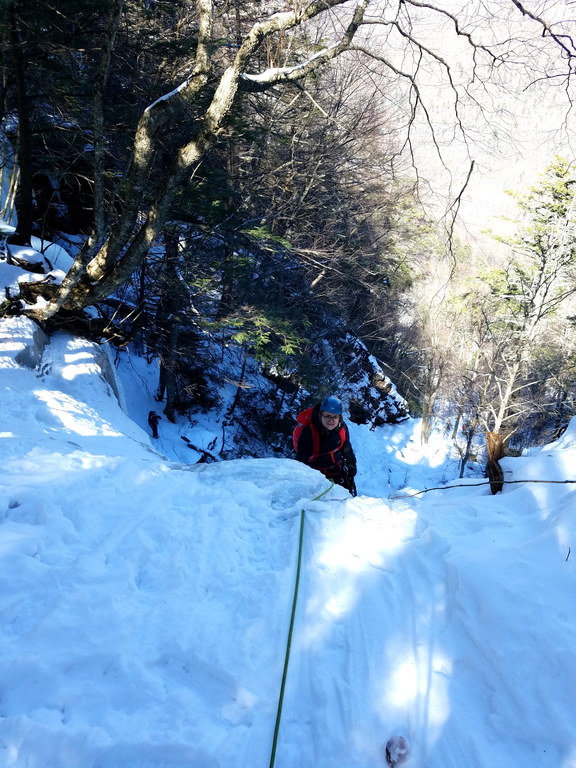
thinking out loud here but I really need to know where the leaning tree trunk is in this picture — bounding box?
[458,429,475,479]
[421,382,441,445]
[154,228,184,423]
[7,1,33,245]
[158,323,179,423]
[485,431,504,494]
[18,0,369,325]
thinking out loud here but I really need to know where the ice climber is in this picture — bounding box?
[294,395,357,495]
[148,410,161,439]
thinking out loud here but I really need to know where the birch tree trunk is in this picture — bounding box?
[21,0,370,323]
[6,1,33,245]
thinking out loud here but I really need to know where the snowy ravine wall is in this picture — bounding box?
[184,331,409,462]
[0,227,409,463]
[332,333,409,428]
[4,297,576,768]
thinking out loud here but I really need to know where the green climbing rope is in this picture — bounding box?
[268,480,334,768]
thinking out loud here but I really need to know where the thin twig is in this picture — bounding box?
[390,478,576,499]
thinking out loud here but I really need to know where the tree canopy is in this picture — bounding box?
[1,0,575,457]
[1,0,574,318]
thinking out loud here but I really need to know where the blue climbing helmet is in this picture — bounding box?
[320,395,342,415]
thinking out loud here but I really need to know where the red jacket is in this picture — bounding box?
[294,404,356,478]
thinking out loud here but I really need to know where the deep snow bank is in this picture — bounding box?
[2,318,576,768]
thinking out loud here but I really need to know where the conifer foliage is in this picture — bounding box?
[1,1,575,444]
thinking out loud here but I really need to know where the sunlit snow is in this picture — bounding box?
[1,246,576,767]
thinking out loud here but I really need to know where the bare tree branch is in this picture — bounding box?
[510,0,576,62]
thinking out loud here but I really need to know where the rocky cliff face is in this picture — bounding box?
[335,333,409,428]
[203,331,409,461]
[0,235,408,463]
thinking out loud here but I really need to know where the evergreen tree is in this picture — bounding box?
[452,158,576,474]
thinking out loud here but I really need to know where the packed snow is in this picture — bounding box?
[1,251,576,767]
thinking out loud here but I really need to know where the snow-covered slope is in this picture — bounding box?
[1,317,576,768]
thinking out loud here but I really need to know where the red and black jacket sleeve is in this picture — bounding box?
[295,425,315,464]
[341,424,357,476]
